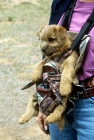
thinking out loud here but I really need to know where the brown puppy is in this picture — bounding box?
[18,25,79,130]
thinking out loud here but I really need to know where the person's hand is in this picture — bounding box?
[36,111,49,135]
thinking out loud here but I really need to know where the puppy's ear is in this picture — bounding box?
[37,26,44,39]
[37,25,48,39]
[56,26,67,38]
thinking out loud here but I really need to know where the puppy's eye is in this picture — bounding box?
[48,37,55,42]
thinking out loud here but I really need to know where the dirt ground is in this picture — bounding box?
[0,0,51,139]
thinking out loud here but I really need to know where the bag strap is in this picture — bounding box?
[71,9,94,50]
[61,0,94,51]
[21,81,35,90]
[61,0,77,30]
[49,0,73,24]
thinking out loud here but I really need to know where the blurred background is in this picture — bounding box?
[0,0,51,139]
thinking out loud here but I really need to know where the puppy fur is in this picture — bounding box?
[18,25,79,130]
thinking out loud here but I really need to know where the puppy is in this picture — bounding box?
[18,25,79,130]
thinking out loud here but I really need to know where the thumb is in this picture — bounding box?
[43,115,48,131]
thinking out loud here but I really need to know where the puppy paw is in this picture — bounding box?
[56,117,65,131]
[46,112,61,124]
[46,105,64,124]
[18,113,32,124]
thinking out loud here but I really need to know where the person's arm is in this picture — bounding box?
[36,111,49,135]
[49,0,72,24]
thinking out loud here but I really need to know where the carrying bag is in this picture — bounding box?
[37,49,72,115]
[37,61,62,115]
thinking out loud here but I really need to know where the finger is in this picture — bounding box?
[36,113,49,135]
[43,117,48,130]
[43,116,49,133]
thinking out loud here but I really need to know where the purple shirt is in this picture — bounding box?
[58,0,94,80]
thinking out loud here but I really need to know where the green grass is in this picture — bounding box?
[0,1,51,24]
[0,1,51,44]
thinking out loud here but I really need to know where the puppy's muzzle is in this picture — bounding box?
[42,47,46,53]
[41,46,53,56]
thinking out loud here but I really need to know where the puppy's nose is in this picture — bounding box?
[42,47,46,53]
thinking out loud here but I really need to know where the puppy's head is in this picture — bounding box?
[37,25,71,58]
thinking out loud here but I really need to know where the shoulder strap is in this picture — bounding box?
[49,0,73,24]
[61,0,77,30]
[61,0,94,51]
[71,9,94,50]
